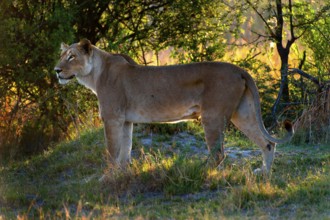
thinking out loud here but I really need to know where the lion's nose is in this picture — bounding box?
[54,67,62,74]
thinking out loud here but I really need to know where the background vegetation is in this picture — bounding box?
[0,0,329,218]
[0,0,224,159]
[0,0,329,159]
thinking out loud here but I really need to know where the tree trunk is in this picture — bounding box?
[277,43,290,103]
[280,62,290,104]
[271,43,290,120]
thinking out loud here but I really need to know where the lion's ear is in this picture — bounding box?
[78,39,92,54]
[60,43,69,51]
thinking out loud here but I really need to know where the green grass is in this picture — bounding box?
[0,124,329,219]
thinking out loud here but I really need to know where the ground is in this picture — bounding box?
[0,123,329,219]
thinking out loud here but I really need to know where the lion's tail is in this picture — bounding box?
[241,71,294,144]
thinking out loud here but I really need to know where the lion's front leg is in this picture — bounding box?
[103,119,124,166]
[103,119,133,167]
[118,122,133,165]
[202,115,227,167]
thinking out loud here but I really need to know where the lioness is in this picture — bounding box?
[54,39,293,174]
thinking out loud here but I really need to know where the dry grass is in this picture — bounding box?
[293,89,330,144]
[0,125,329,219]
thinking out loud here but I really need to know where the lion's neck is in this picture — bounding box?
[76,47,106,94]
[77,75,97,94]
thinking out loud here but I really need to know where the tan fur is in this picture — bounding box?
[55,39,294,174]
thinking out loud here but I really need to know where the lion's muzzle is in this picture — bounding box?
[54,67,75,80]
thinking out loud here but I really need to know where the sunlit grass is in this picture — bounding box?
[0,126,329,219]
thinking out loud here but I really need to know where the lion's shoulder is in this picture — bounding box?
[112,54,138,66]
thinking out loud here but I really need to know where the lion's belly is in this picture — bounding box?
[125,105,201,123]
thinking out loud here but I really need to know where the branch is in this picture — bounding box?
[312,24,330,42]
[245,0,276,38]
[226,34,262,46]
[275,0,284,43]
[295,28,309,40]
[298,51,306,69]
[288,68,321,87]
[288,0,296,42]
[250,29,273,39]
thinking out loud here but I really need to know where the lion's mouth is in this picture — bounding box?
[57,73,75,80]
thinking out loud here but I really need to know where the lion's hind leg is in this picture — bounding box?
[230,90,275,174]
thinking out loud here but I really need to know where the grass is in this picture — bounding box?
[0,122,329,219]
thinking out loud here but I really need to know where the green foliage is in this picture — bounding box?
[166,0,227,63]
[96,0,228,63]
[0,127,329,219]
[223,0,329,139]
[300,8,330,84]
[0,0,77,159]
[1,0,329,161]
[0,1,102,159]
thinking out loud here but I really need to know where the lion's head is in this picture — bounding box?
[54,39,93,84]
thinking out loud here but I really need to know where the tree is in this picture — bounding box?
[80,0,228,64]
[70,0,110,44]
[224,0,329,121]
[0,0,228,158]
[0,0,75,157]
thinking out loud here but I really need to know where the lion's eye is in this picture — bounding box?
[67,55,75,61]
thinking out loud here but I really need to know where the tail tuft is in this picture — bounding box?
[283,120,294,134]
